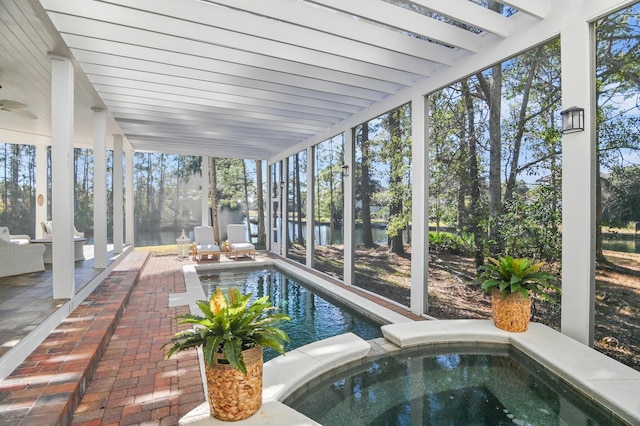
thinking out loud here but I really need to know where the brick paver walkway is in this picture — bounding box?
[70,256,204,426]
[0,251,423,426]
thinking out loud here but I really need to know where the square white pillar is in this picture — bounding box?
[343,130,354,285]
[410,95,429,315]
[35,144,48,239]
[125,149,135,246]
[50,55,75,299]
[113,135,124,254]
[93,109,108,268]
[201,156,209,226]
[560,18,596,346]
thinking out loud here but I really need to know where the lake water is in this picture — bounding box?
[134,226,640,256]
[603,235,640,254]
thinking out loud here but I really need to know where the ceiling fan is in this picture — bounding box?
[0,99,37,120]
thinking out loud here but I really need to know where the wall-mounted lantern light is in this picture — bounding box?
[342,165,349,177]
[560,106,585,134]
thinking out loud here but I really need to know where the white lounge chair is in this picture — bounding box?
[193,226,220,262]
[226,224,256,260]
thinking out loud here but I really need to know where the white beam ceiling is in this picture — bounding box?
[2,0,628,160]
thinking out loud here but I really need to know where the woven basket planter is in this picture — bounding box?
[205,345,263,421]
[491,288,531,332]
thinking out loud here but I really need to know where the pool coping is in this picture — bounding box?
[172,261,639,425]
[382,320,640,425]
[171,258,412,325]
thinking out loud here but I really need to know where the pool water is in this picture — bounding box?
[198,267,383,360]
[285,344,627,426]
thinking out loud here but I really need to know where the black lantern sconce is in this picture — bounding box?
[560,106,585,134]
[342,164,349,177]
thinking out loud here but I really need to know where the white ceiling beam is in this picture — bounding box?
[97,92,341,128]
[310,0,484,51]
[59,29,404,95]
[76,54,384,106]
[409,0,515,37]
[104,103,328,134]
[91,82,353,121]
[271,8,565,163]
[201,0,459,66]
[87,74,364,115]
[43,4,423,85]
[98,0,438,76]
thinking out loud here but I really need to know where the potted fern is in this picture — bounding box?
[478,255,559,332]
[163,287,290,421]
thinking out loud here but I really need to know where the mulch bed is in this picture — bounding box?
[305,244,640,372]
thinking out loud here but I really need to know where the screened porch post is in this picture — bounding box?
[35,144,47,239]
[343,129,354,285]
[410,94,429,315]
[93,108,107,268]
[112,135,124,254]
[201,156,209,226]
[125,149,134,246]
[306,147,314,268]
[50,54,75,299]
[560,17,596,346]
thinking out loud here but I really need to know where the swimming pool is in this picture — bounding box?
[285,343,629,425]
[198,267,383,360]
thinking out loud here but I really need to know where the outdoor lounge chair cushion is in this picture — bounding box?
[226,224,256,259]
[193,226,220,261]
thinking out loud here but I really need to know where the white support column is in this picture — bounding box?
[267,163,273,252]
[306,147,314,268]
[201,156,210,226]
[282,160,289,257]
[50,55,75,300]
[343,130,354,286]
[125,149,135,246]
[35,144,48,239]
[93,109,108,268]
[113,135,124,254]
[410,94,429,316]
[560,18,596,346]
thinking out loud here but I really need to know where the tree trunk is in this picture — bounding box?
[505,46,542,205]
[295,153,304,245]
[255,160,266,247]
[209,157,220,243]
[462,79,485,267]
[242,160,250,232]
[360,122,375,248]
[477,0,504,257]
[388,109,405,255]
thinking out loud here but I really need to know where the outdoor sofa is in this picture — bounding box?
[0,226,45,278]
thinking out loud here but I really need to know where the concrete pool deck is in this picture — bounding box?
[179,320,640,426]
[175,260,640,426]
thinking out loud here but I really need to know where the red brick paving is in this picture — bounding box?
[70,256,204,426]
[0,251,423,426]
[0,251,150,426]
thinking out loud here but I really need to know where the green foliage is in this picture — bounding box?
[602,165,640,226]
[477,255,559,301]
[163,288,290,375]
[428,232,474,255]
[499,184,562,262]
